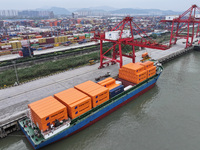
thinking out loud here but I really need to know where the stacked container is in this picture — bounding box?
[85,33,90,39]
[68,37,74,42]
[9,37,22,41]
[35,35,42,38]
[79,34,85,40]
[46,37,55,44]
[0,43,12,50]
[10,41,22,50]
[136,61,156,78]
[98,77,115,88]
[63,36,68,42]
[28,96,68,132]
[58,37,64,43]
[30,39,39,47]
[54,88,92,119]
[74,81,109,108]
[98,77,124,98]
[38,38,46,45]
[119,63,147,84]
[73,34,79,40]
[54,37,58,43]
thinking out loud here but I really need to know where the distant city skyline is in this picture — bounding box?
[0,0,199,12]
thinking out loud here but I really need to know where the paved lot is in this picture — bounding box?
[0,38,197,120]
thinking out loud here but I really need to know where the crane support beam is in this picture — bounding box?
[160,4,200,48]
[95,16,169,68]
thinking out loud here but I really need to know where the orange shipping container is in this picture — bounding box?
[136,61,154,69]
[122,63,144,73]
[74,81,103,93]
[35,35,42,38]
[97,77,121,91]
[106,83,120,91]
[79,36,85,39]
[31,101,66,123]
[146,66,156,73]
[33,112,67,131]
[89,88,109,107]
[74,81,109,108]
[119,68,146,79]
[28,96,68,131]
[118,73,147,84]
[136,70,147,78]
[30,103,68,131]
[119,65,147,84]
[67,97,91,119]
[28,97,57,123]
[146,66,156,78]
[54,88,92,119]
[147,71,156,78]
[97,77,113,85]
[98,77,115,88]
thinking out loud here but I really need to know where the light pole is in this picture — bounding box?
[12,60,19,85]
[25,26,32,57]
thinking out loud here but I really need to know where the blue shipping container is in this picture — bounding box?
[109,84,124,98]
[37,48,43,51]
[22,47,34,57]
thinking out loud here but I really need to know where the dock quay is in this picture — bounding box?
[0,38,198,138]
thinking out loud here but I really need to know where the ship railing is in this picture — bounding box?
[41,119,71,137]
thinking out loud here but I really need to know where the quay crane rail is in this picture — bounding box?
[94,16,169,68]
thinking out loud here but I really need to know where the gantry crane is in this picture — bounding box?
[94,16,169,68]
[160,5,200,48]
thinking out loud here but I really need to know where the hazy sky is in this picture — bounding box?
[0,0,200,11]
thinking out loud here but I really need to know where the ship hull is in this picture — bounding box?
[20,74,161,149]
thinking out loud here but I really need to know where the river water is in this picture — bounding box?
[1,51,200,150]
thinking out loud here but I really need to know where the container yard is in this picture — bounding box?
[0,15,170,58]
[0,2,200,150]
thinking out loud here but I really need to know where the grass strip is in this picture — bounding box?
[0,52,100,87]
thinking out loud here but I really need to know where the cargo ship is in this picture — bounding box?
[19,60,163,149]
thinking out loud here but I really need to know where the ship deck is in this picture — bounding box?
[19,119,44,145]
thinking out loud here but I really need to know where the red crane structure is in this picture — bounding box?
[160,5,200,48]
[94,16,169,68]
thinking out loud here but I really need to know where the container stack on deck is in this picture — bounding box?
[118,61,156,84]
[28,96,68,132]
[136,61,156,78]
[54,88,92,119]
[74,81,109,108]
[98,77,124,98]
[27,61,157,132]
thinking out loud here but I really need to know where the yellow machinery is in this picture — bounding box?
[89,59,95,65]
[140,52,151,62]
